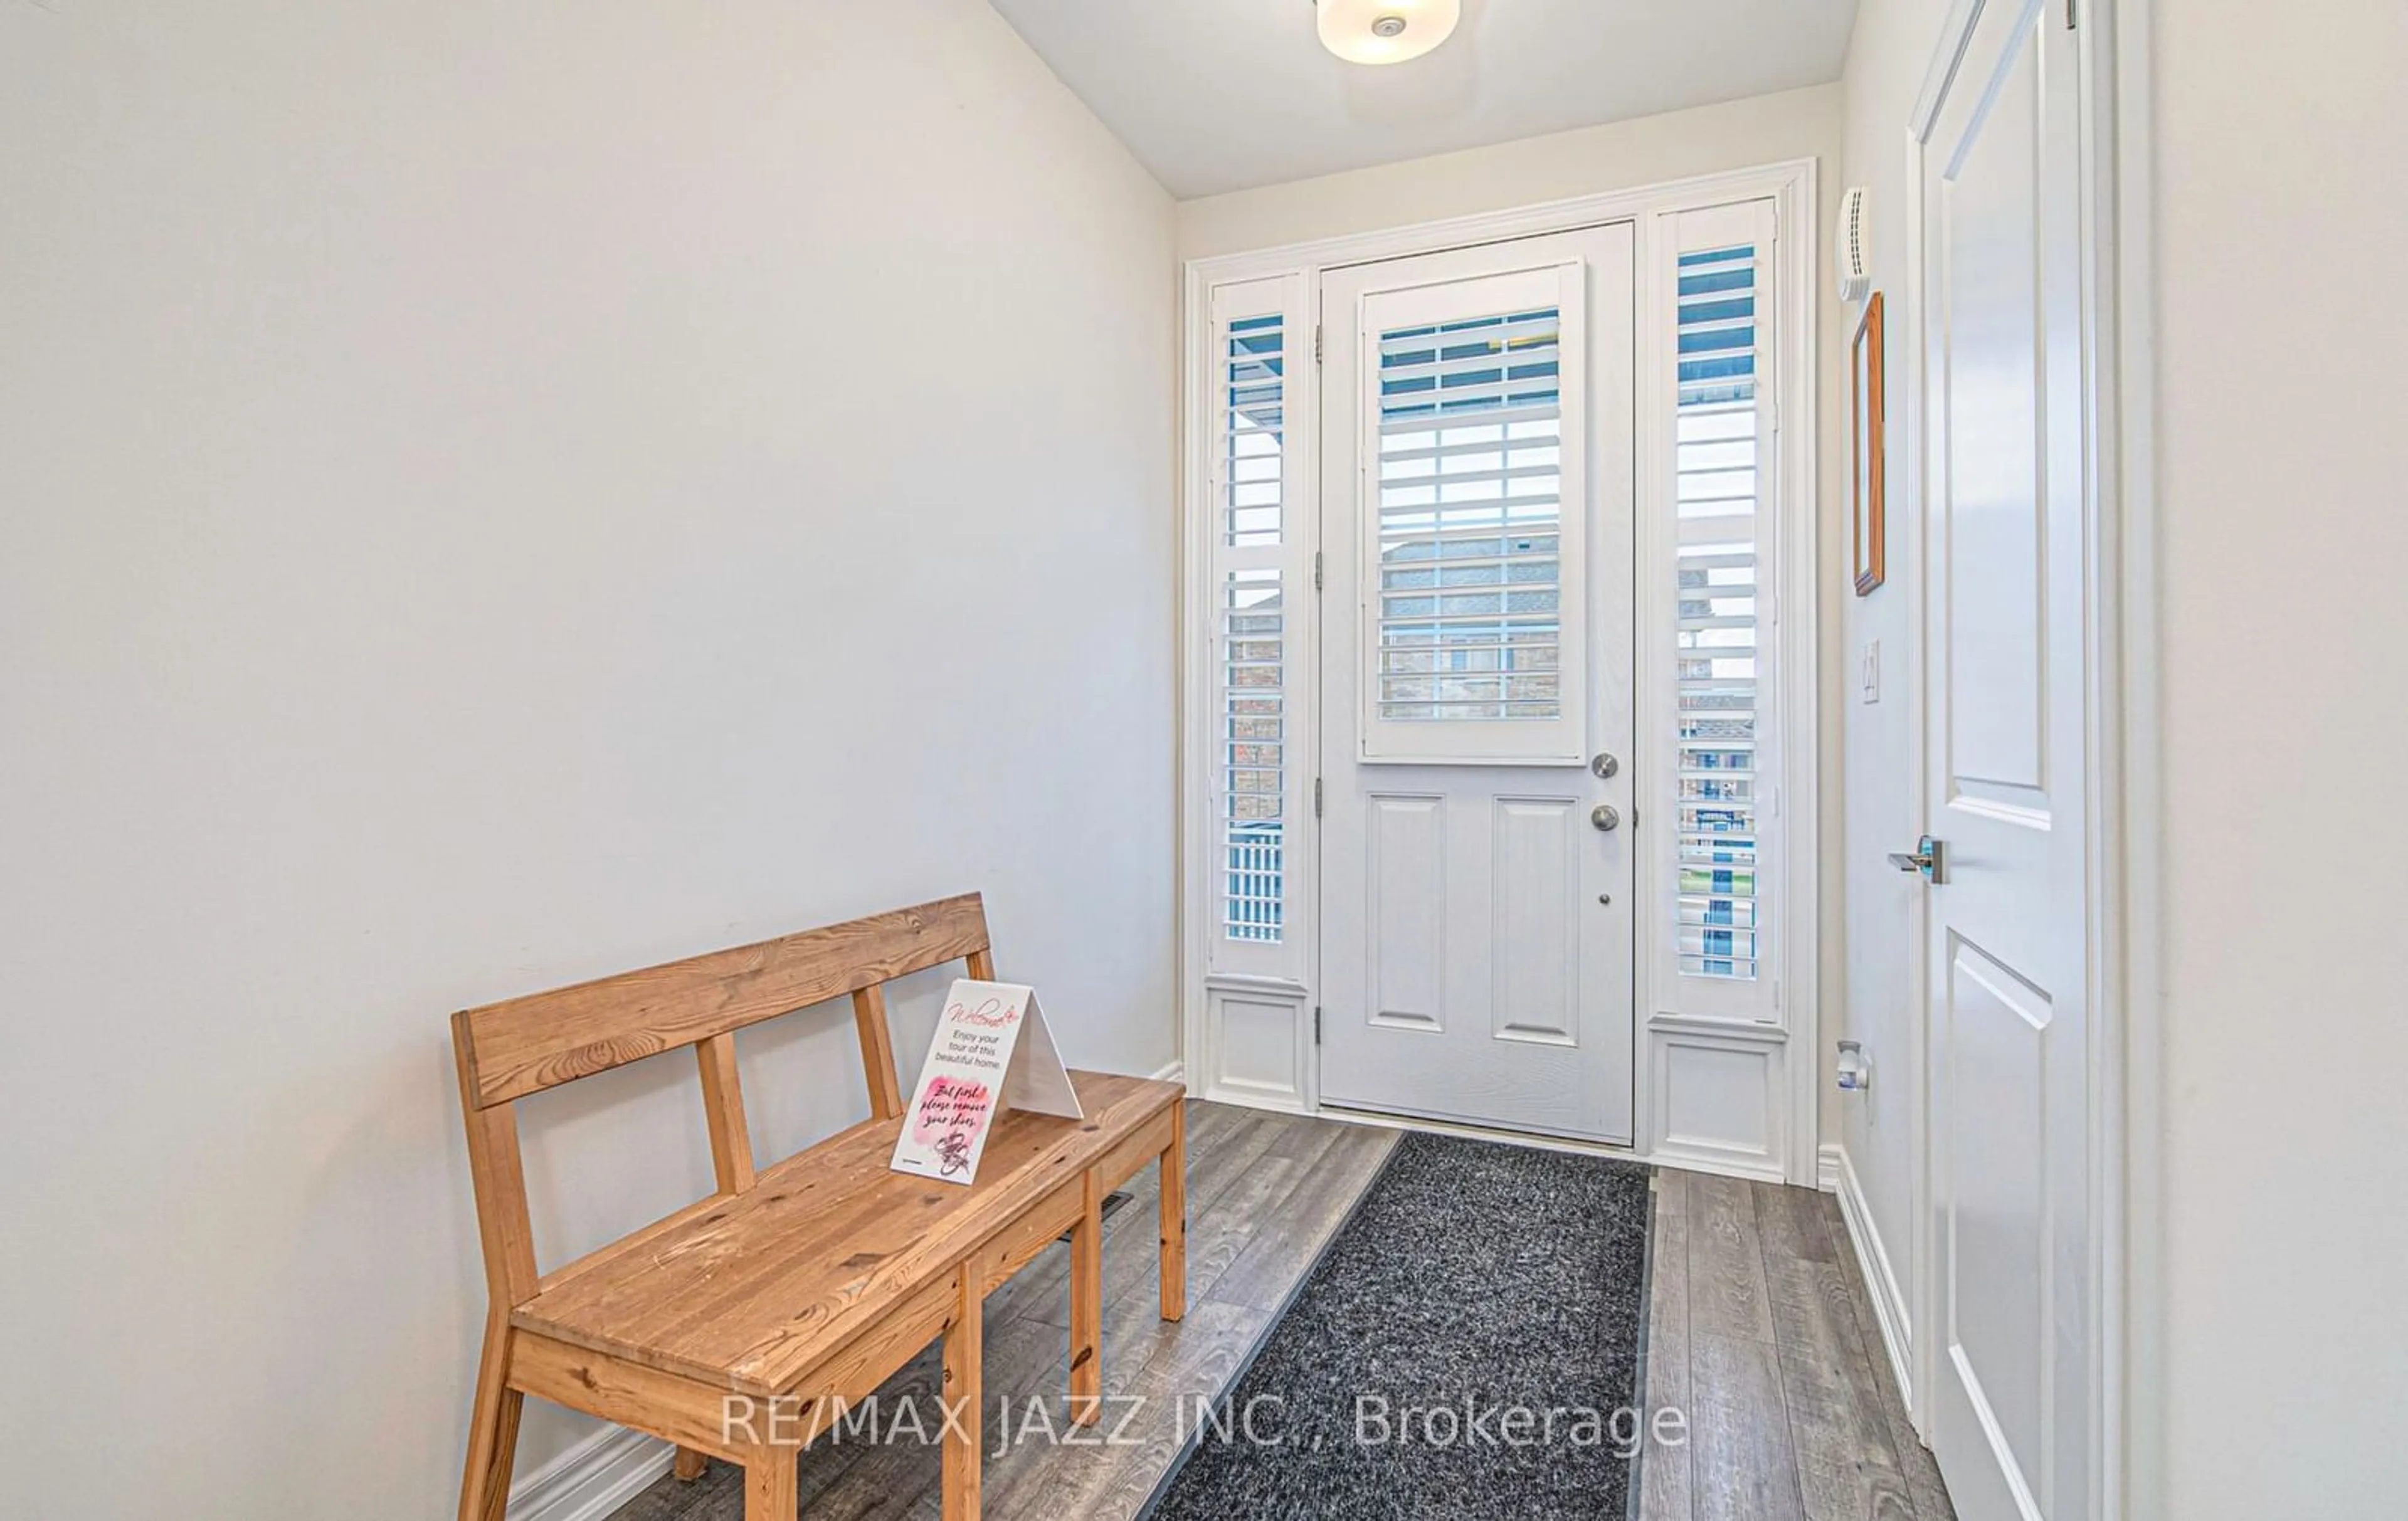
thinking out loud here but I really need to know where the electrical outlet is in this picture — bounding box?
[1861,639,1881,703]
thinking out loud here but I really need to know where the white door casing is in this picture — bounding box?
[1317,225,1637,1143]
[1918,1,2094,1517]
[1183,162,1823,1182]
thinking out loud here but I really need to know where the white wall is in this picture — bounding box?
[1826,0,1946,1380]
[1179,83,1845,261]
[0,3,1175,1516]
[2152,0,2408,1513]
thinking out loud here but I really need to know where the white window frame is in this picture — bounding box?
[1180,161,1819,1182]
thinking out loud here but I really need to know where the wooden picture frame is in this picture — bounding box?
[1852,292,1887,596]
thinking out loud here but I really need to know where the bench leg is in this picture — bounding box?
[1158,1101,1188,1323]
[458,1310,524,1521]
[1070,1168,1104,1425]
[672,1446,710,1482]
[943,1267,983,1521]
[741,1445,797,1521]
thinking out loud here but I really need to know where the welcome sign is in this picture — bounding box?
[890,980,1082,1184]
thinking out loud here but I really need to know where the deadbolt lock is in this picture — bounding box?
[1590,751,1620,780]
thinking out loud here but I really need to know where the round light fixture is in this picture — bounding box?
[1316,0,1462,66]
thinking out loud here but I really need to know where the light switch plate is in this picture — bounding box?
[1861,639,1881,703]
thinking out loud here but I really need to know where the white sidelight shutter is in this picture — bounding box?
[1654,200,1781,1023]
[1220,565,1286,942]
[1676,242,1764,981]
[1223,314,1286,551]
[1207,278,1312,972]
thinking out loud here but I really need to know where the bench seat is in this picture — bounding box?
[517,1070,1182,1394]
[449,894,1190,1521]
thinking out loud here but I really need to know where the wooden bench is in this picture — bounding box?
[448,893,1188,1521]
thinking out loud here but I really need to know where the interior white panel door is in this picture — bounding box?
[1918,3,2093,1518]
[1318,225,1636,1142]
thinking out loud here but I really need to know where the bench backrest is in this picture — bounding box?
[450,892,995,1305]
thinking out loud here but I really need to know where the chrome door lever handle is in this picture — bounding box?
[1888,836,1946,883]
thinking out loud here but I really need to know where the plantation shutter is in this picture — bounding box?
[1674,242,1765,981]
[1356,261,1588,764]
[1208,278,1310,972]
[1656,198,1781,1024]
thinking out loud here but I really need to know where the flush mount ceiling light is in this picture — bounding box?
[1316,0,1462,65]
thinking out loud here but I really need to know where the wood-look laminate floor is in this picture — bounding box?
[1640,1168,1955,1521]
[598,1104,1950,1521]
[603,1100,1399,1521]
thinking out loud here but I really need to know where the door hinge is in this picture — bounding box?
[1314,324,1324,365]
[2067,0,2078,28]
[1314,777,1324,817]
[1314,550,1325,592]
[1768,396,1780,434]
[1314,1006,1323,1045]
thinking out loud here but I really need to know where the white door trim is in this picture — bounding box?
[1899,2,2155,1517]
[2095,1,2163,1516]
[1180,159,1822,1185]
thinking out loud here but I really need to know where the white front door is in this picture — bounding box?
[1917,1,2094,1517]
[1317,226,1636,1142]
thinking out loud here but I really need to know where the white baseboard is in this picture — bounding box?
[1152,1059,1187,1086]
[1821,1142,1914,1414]
[509,1424,671,1521]
[1643,1151,1790,1187]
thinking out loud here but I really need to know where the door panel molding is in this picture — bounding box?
[1366,792,1447,1031]
[1940,929,2056,1504]
[1489,795,1582,1046]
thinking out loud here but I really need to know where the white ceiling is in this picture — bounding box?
[986,0,1859,199]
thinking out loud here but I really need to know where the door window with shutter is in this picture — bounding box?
[1354,263,1589,764]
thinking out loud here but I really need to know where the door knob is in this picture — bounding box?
[1887,835,1946,883]
[1590,804,1620,832]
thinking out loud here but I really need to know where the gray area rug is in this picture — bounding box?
[1142,1130,1654,1521]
